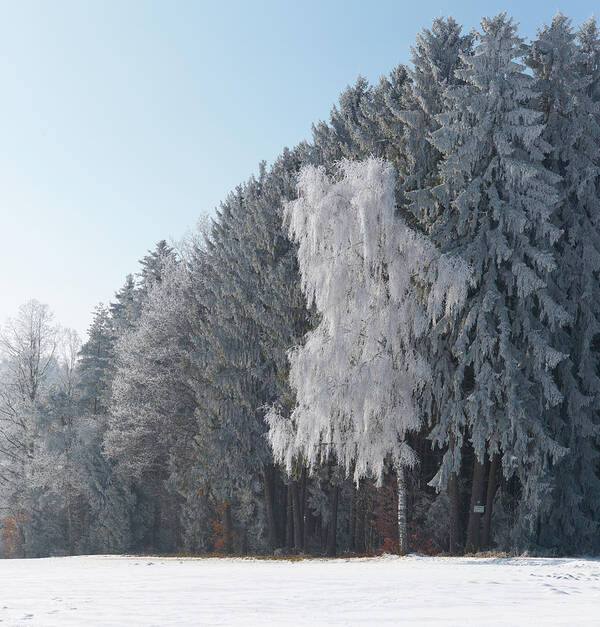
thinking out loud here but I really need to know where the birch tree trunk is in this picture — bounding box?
[397,466,408,555]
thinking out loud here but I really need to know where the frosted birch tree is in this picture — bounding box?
[0,301,59,549]
[268,158,469,552]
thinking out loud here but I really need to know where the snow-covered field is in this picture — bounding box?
[0,554,598,626]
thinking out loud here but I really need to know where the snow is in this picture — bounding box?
[0,554,598,625]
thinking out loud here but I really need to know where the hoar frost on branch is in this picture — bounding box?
[267,158,470,485]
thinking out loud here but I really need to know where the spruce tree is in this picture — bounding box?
[78,305,112,416]
[425,13,568,552]
[401,17,473,201]
[528,13,600,553]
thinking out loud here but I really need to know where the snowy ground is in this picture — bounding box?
[0,554,598,626]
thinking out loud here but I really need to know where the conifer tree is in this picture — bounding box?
[527,13,600,553]
[425,13,568,552]
[104,242,180,551]
[401,17,473,197]
[78,305,112,416]
[191,147,313,553]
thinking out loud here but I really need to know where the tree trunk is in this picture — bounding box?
[448,472,461,554]
[223,503,233,554]
[300,468,307,549]
[465,457,486,554]
[481,454,499,549]
[448,434,462,554]
[66,483,73,554]
[354,483,365,553]
[325,485,339,556]
[303,503,313,552]
[397,466,408,555]
[241,529,248,555]
[349,483,356,550]
[263,465,278,552]
[303,472,314,553]
[290,480,303,552]
[285,484,293,551]
[152,498,162,551]
[300,468,307,522]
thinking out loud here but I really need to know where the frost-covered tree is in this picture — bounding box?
[106,256,198,552]
[401,17,473,199]
[103,242,181,551]
[527,13,600,553]
[0,300,59,405]
[23,331,89,556]
[78,305,112,416]
[234,147,314,551]
[192,184,274,553]
[311,77,379,175]
[268,158,469,552]
[424,13,568,553]
[190,147,313,554]
[578,17,600,105]
[0,301,60,554]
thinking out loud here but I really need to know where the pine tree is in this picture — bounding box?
[425,13,568,553]
[190,147,313,554]
[106,257,195,552]
[527,13,600,553]
[78,305,112,416]
[401,17,474,196]
[103,242,181,552]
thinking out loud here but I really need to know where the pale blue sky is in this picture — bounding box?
[0,0,595,337]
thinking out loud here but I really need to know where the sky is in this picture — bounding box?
[0,0,596,338]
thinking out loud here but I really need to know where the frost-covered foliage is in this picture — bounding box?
[107,258,193,481]
[0,302,60,546]
[189,147,312,553]
[527,14,600,554]
[105,243,191,552]
[420,13,571,553]
[268,158,468,483]
[400,16,474,193]
[3,10,600,559]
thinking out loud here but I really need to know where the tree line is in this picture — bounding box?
[1,12,599,558]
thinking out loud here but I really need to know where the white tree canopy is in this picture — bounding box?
[268,158,469,483]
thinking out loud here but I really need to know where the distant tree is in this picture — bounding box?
[78,305,112,415]
[0,301,60,552]
[106,256,196,552]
